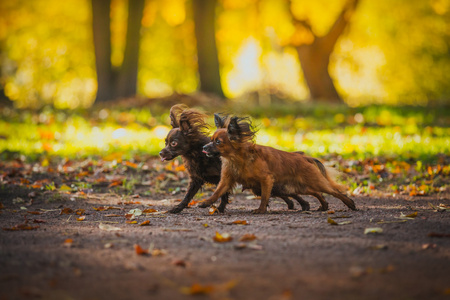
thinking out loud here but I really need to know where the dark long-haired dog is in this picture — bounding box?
[159,105,303,213]
[201,114,357,213]
[159,105,229,213]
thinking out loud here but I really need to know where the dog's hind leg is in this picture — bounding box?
[329,191,357,210]
[308,192,328,211]
[217,193,230,213]
[291,195,310,211]
[280,196,295,210]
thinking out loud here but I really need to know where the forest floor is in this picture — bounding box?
[1,157,450,300]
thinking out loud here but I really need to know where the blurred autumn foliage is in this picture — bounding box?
[0,0,449,108]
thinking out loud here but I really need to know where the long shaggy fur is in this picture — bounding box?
[202,115,357,213]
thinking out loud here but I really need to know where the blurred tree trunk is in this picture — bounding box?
[91,0,144,103]
[92,0,113,102]
[192,0,225,98]
[116,0,145,98]
[289,0,359,103]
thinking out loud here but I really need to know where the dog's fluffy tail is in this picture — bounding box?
[308,157,347,193]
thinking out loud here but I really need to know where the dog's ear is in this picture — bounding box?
[214,113,225,128]
[169,105,181,128]
[179,119,191,134]
[227,117,240,140]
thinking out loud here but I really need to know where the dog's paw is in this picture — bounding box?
[317,205,328,211]
[251,208,267,214]
[198,202,211,208]
[168,205,184,214]
[301,203,310,211]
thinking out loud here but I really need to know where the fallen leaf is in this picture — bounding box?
[0,203,4,209]
[108,180,123,188]
[105,214,122,217]
[3,223,40,231]
[209,205,218,215]
[398,211,418,220]
[428,232,450,238]
[327,217,338,225]
[27,211,42,215]
[59,184,72,192]
[126,220,138,224]
[134,244,149,255]
[33,219,46,223]
[213,232,233,243]
[63,238,73,247]
[99,223,122,231]
[75,209,85,215]
[76,216,86,221]
[142,208,157,213]
[422,243,437,250]
[369,244,388,250]
[181,283,214,295]
[239,234,257,242]
[129,208,142,216]
[139,220,150,226]
[232,220,248,225]
[364,227,383,234]
[93,206,107,211]
[328,217,352,225]
[60,208,73,215]
[172,259,186,267]
[151,249,167,256]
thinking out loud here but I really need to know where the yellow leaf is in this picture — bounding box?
[405,211,418,218]
[59,184,72,192]
[364,227,383,234]
[213,232,233,243]
[76,216,86,221]
[327,217,338,225]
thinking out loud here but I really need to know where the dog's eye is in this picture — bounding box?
[215,140,221,145]
[170,141,177,147]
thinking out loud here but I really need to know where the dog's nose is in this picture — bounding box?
[159,151,163,156]
[203,145,208,151]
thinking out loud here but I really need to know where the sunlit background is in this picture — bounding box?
[1,0,449,108]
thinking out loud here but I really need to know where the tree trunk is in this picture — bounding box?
[192,0,225,98]
[296,41,341,102]
[289,0,359,103]
[91,0,114,102]
[116,0,145,98]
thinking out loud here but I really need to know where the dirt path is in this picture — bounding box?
[1,185,450,300]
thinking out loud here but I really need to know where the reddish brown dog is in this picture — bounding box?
[200,115,357,213]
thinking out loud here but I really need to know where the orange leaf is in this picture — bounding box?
[209,205,218,215]
[60,208,73,215]
[108,180,123,188]
[139,220,150,226]
[93,206,106,211]
[213,232,233,243]
[185,283,214,295]
[75,209,85,215]
[0,203,3,209]
[124,161,138,168]
[76,216,86,221]
[239,234,257,242]
[175,165,186,172]
[3,223,40,231]
[27,211,42,215]
[134,244,149,255]
[142,209,157,213]
[232,220,248,225]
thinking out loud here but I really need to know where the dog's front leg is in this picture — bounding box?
[169,179,203,213]
[253,178,273,214]
[198,177,232,208]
